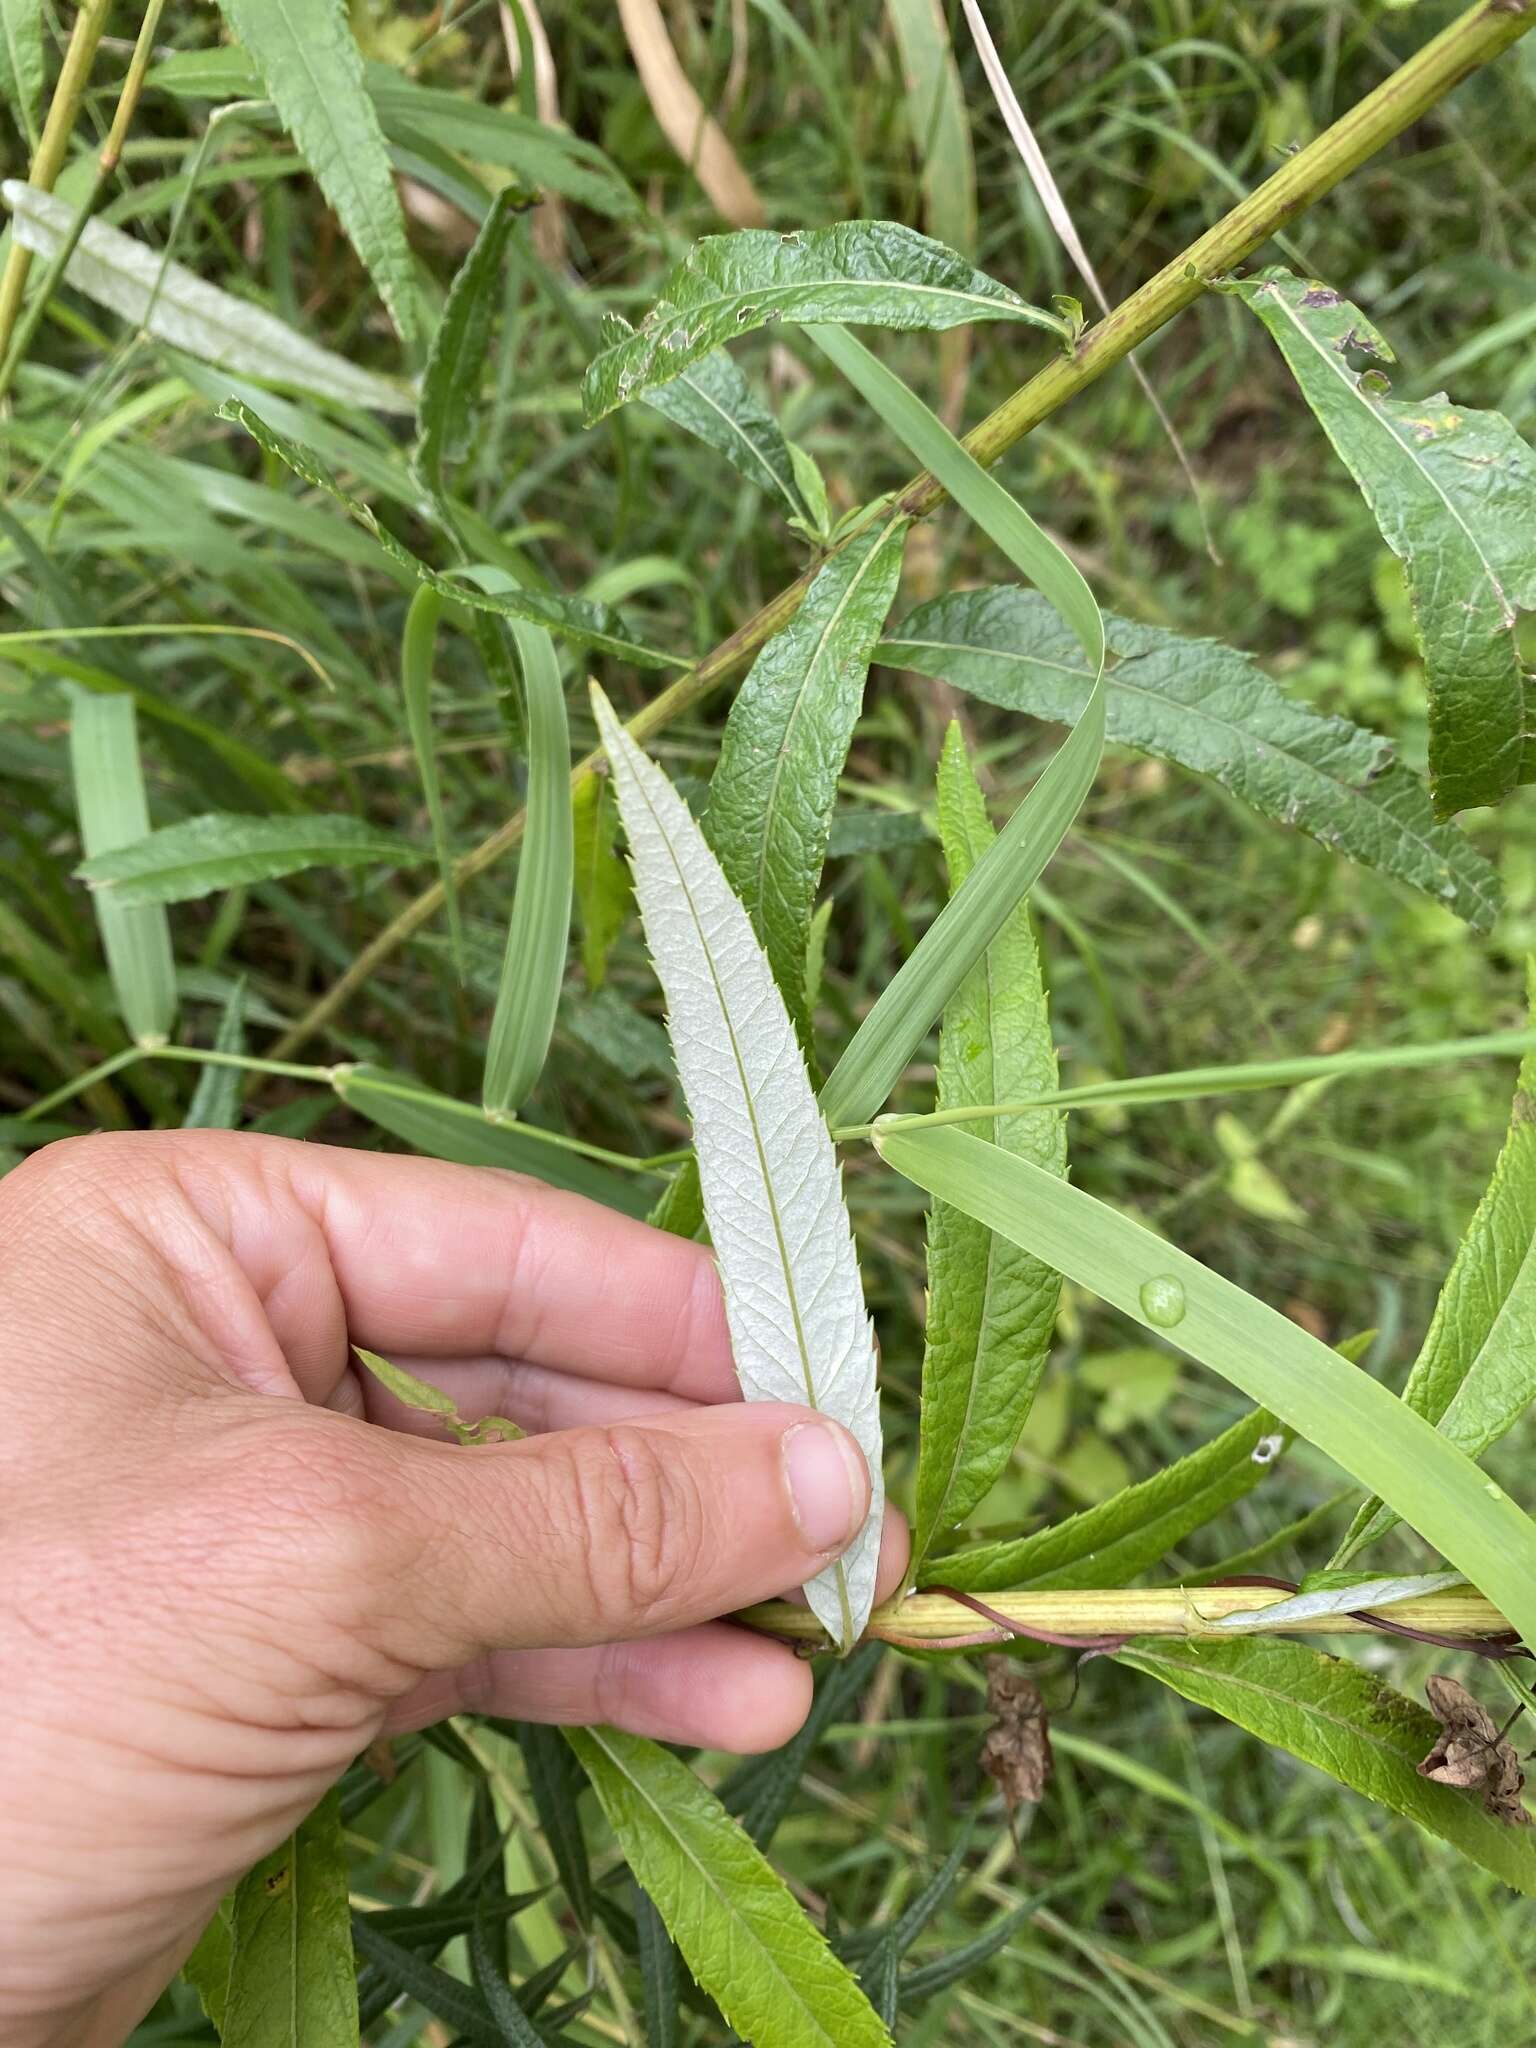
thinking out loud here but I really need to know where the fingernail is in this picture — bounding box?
[783,1422,866,1554]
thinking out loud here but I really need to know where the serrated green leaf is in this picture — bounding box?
[483,621,573,1117]
[0,0,43,148]
[352,1917,505,2044]
[0,182,411,414]
[78,811,429,906]
[183,979,248,1130]
[923,1408,1280,1592]
[581,220,1070,422]
[912,726,1064,1568]
[1222,267,1536,817]
[217,398,675,667]
[634,1883,680,2048]
[1339,973,1536,1558]
[591,684,882,1648]
[214,0,427,354]
[417,189,524,499]
[875,1122,1536,1648]
[67,690,177,1045]
[572,772,632,991]
[876,585,1499,931]
[222,1789,360,2048]
[565,1725,892,2048]
[706,513,908,1037]
[1123,1637,1536,1893]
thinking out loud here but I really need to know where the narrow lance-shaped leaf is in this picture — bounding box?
[591,683,883,1649]
[1222,267,1536,817]
[216,400,677,668]
[572,771,632,991]
[483,622,573,1118]
[220,1789,360,2048]
[582,220,1071,422]
[874,1122,1536,1650]
[877,585,1499,931]
[706,513,909,1038]
[1,182,412,414]
[67,690,178,1046]
[923,1407,1283,1593]
[78,811,430,907]
[809,331,1105,1131]
[1122,1637,1536,1894]
[1337,973,1536,1559]
[416,189,524,501]
[565,1725,891,2048]
[912,726,1065,1568]
[400,589,465,978]
[214,0,427,355]
[183,979,248,1131]
[0,0,43,148]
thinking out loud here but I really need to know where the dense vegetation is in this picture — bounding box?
[4,2,1536,2042]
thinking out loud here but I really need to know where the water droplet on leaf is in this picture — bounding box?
[1139,1274,1187,1328]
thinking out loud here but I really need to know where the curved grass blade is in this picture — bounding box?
[216,400,675,668]
[592,683,882,1649]
[1337,979,1536,1560]
[582,220,1071,422]
[482,623,573,1118]
[220,1789,360,2048]
[912,726,1064,1569]
[810,328,1104,1131]
[565,1726,891,2048]
[78,811,429,906]
[1123,1637,1536,1894]
[416,188,524,502]
[67,689,177,1046]
[877,584,1498,931]
[1222,267,1536,817]
[401,588,464,978]
[183,978,247,1131]
[214,0,427,354]
[1,183,413,413]
[874,1121,1536,1650]
[924,1408,1282,1594]
[706,513,908,1038]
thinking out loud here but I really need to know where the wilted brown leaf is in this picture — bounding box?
[980,1656,1052,1819]
[1419,1675,1530,1826]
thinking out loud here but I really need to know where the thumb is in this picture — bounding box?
[357,1402,870,1667]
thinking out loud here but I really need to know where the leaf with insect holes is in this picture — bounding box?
[874,1122,1536,1650]
[591,683,882,1650]
[217,399,677,668]
[0,183,414,413]
[922,1407,1283,1593]
[219,1789,359,2047]
[78,811,431,906]
[912,726,1064,1569]
[581,220,1071,422]
[1123,1638,1536,1885]
[1222,268,1536,817]
[876,585,1499,931]
[213,0,426,353]
[1337,968,1536,1559]
[706,513,908,1038]
[566,1725,891,2047]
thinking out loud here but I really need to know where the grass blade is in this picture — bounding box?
[400,587,464,978]
[78,812,430,906]
[874,1121,1536,1649]
[912,726,1065,1569]
[67,689,177,1046]
[482,622,573,1118]
[592,683,882,1649]
[706,512,908,1038]
[566,1725,891,2048]
[183,979,247,1131]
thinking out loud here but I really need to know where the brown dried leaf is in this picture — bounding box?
[980,1656,1052,1817]
[616,0,764,226]
[1419,1675,1530,1825]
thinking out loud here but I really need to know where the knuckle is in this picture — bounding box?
[575,1425,705,1633]
[206,1411,391,1590]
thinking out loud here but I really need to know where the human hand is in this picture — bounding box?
[0,1131,906,2048]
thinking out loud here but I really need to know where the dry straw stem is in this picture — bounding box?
[274,0,1535,1059]
[744,1583,1515,1648]
[616,0,764,225]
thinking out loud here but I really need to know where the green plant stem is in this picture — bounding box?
[832,1027,1536,1140]
[270,0,1536,1061]
[742,1582,1511,1648]
[0,0,116,384]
